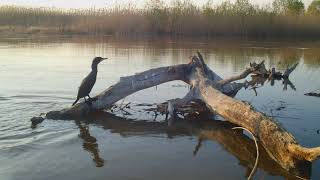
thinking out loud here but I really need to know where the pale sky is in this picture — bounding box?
[0,0,314,9]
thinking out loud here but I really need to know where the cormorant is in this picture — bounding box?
[72,57,107,106]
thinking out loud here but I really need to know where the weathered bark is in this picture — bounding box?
[198,78,316,175]
[46,64,189,119]
[45,58,243,119]
[39,52,319,177]
[186,57,319,175]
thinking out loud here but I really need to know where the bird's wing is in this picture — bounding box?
[77,72,96,99]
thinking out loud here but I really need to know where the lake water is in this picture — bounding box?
[0,36,320,180]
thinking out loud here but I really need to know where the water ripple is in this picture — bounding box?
[9,95,73,100]
[0,97,10,101]
[0,127,78,155]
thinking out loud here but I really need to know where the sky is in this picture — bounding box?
[0,0,314,9]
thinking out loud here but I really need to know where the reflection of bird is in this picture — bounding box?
[72,57,107,106]
[76,121,105,167]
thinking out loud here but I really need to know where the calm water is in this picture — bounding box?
[0,36,320,180]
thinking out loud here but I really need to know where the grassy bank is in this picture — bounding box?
[0,0,320,38]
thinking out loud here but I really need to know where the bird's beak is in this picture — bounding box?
[102,58,108,60]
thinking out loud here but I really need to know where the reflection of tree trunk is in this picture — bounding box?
[42,52,319,176]
[76,121,104,167]
[79,112,309,179]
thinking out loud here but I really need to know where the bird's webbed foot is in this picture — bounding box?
[83,97,92,106]
[90,97,98,102]
[88,95,97,101]
[85,96,98,106]
[85,100,93,106]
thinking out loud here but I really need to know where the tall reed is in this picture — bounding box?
[0,0,319,38]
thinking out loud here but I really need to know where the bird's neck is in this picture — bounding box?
[91,65,98,72]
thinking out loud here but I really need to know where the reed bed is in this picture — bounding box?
[0,0,319,38]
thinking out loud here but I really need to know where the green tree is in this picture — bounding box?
[233,0,256,15]
[272,0,305,15]
[202,0,214,17]
[214,1,234,15]
[307,0,320,15]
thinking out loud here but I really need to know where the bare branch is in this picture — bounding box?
[217,61,267,86]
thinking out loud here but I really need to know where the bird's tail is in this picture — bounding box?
[72,98,79,106]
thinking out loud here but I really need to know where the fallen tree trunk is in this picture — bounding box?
[45,57,243,119]
[39,52,319,177]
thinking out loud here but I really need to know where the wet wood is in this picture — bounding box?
[45,58,243,119]
[187,56,319,175]
[38,52,319,177]
[304,92,320,97]
[46,64,189,119]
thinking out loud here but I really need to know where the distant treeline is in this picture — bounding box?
[0,0,320,38]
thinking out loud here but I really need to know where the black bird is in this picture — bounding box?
[72,57,107,106]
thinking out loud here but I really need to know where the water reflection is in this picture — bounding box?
[74,111,310,179]
[1,36,320,70]
[75,121,105,167]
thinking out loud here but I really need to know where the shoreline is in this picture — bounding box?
[1,26,320,42]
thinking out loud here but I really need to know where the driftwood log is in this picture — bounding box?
[39,52,319,178]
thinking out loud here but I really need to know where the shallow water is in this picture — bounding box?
[0,36,320,180]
